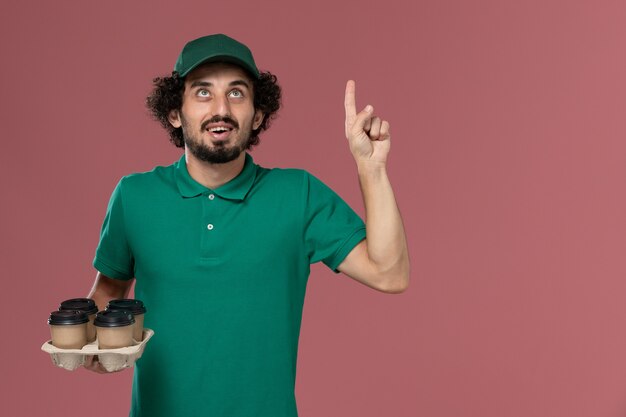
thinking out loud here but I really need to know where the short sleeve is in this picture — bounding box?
[93,178,135,280]
[302,172,366,273]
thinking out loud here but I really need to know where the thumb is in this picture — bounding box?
[351,105,374,132]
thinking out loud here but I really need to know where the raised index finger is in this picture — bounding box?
[344,80,357,120]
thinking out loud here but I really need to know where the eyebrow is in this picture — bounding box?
[189,79,251,89]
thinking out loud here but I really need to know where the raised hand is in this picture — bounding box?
[344,80,391,165]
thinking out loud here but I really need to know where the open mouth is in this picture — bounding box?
[206,125,235,140]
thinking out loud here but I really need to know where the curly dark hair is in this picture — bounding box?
[146,70,281,148]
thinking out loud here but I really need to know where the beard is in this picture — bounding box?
[181,114,254,164]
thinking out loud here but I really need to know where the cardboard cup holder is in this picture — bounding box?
[41,328,154,372]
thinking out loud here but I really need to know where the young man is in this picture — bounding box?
[85,33,409,417]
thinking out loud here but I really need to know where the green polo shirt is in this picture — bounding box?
[93,152,366,417]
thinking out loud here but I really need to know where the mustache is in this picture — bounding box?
[201,116,239,131]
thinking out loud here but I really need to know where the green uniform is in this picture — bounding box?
[93,152,366,417]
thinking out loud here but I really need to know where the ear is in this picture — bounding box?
[252,109,265,130]
[168,109,182,128]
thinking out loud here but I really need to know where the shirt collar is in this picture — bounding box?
[175,152,258,201]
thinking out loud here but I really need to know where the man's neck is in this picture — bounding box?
[184,149,246,190]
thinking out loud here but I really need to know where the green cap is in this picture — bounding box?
[174,34,260,79]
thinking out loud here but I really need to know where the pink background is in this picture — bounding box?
[2,0,626,416]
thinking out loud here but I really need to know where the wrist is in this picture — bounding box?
[356,159,387,176]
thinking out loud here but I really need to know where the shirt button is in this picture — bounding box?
[208,194,215,200]
[207,224,214,230]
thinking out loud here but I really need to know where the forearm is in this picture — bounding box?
[83,273,133,373]
[87,272,133,311]
[357,161,410,290]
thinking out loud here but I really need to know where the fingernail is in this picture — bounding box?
[365,105,373,112]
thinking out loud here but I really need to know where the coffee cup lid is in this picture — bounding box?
[59,298,98,315]
[94,310,135,328]
[106,299,146,315]
[48,310,89,325]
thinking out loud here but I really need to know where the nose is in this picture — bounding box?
[212,94,231,118]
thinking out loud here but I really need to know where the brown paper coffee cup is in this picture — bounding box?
[106,299,147,342]
[94,310,136,349]
[48,311,89,349]
[59,298,98,343]
[96,326,135,349]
